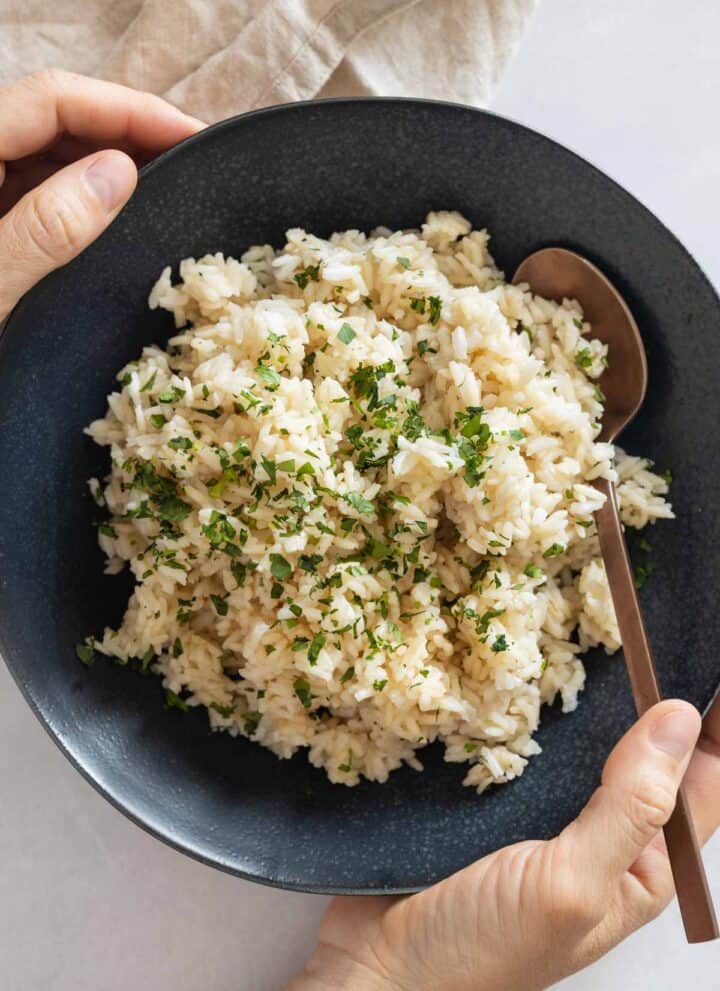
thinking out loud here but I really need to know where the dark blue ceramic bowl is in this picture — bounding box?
[1,99,718,894]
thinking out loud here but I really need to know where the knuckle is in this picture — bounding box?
[629,778,676,834]
[134,89,162,124]
[22,188,87,263]
[137,90,157,113]
[26,67,68,92]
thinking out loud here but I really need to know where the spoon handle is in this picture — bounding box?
[594,476,718,943]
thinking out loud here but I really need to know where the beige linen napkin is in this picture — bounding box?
[0,0,536,120]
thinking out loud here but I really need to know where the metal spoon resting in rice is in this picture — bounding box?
[513,247,718,945]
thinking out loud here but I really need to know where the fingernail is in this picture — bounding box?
[651,707,699,761]
[84,152,134,212]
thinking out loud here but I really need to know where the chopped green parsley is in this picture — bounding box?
[157,385,185,404]
[140,370,157,392]
[575,348,593,369]
[294,677,312,709]
[337,322,356,344]
[256,364,281,390]
[294,263,321,289]
[75,642,94,665]
[210,594,229,616]
[634,562,654,589]
[270,553,292,580]
[343,491,374,515]
[210,702,235,719]
[165,690,189,712]
[168,436,192,451]
[428,296,442,325]
[308,632,326,665]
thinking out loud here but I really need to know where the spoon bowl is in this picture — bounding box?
[514,248,647,443]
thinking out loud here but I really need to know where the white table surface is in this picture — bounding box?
[1,1,719,988]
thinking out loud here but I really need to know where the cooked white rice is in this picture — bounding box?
[85,211,672,792]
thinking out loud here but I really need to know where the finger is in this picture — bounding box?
[0,149,136,321]
[559,700,701,891]
[0,69,204,161]
[680,693,720,845]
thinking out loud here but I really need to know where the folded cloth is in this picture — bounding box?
[0,0,536,120]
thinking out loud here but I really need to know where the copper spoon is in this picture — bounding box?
[513,248,718,944]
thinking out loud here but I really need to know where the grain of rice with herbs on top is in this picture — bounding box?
[82,211,673,792]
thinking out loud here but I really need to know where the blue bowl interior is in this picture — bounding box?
[0,99,718,893]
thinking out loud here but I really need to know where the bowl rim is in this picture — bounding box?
[1,95,719,895]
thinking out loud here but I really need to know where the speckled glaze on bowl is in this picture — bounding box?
[0,99,718,894]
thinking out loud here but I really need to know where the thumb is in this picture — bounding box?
[561,700,701,896]
[0,149,136,320]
